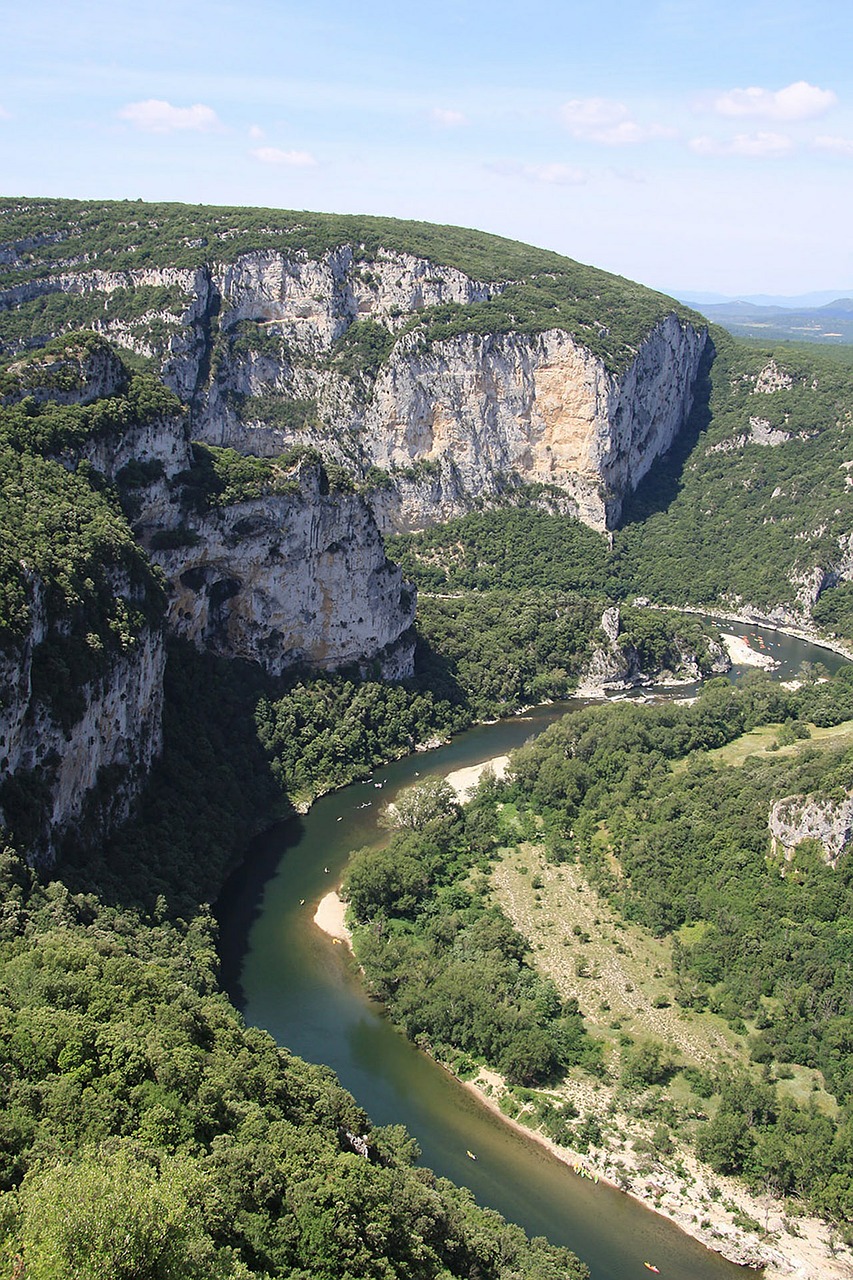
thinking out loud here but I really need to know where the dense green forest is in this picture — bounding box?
[0,842,589,1280]
[500,675,853,1220]
[616,331,853,622]
[340,672,853,1227]
[343,776,602,1089]
[0,632,594,1279]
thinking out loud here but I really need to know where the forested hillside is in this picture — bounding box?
[0,197,692,375]
[1,199,852,1275]
[500,676,853,1220]
[616,333,853,626]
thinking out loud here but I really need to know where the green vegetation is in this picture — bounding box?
[387,508,611,594]
[496,671,853,1222]
[176,442,360,511]
[614,330,853,617]
[226,392,320,433]
[1,197,696,373]
[0,442,163,659]
[330,319,396,389]
[344,779,601,1087]
[177,442,304,510]
[249,596,721,805]
[396,277,694,373]
[0,840,587,1279]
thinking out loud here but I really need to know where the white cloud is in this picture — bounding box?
[431,107,466,127]
[713,81,836,122]
[248,124,264,140]
[814,134,853,157]
[119,99,221,133]
[525,162,587,184]
[560,97,673,145]
[250,146,317,167]
[0,105,10,121]
[690,131,793,157]
[487,159,587,185]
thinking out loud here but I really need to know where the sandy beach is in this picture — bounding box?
[313,890,352,943]
[444,754,509,800]
[720,632,779,669]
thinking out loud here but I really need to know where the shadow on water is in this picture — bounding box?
[216,814,304,1009]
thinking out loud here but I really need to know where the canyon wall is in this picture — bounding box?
[2,246,709,533]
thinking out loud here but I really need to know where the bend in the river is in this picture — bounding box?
[217,621,847,1280]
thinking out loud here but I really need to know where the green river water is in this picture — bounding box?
[217,621,847,1280]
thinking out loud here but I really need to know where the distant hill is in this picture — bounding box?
[687,297,853,344]
[677,289,853,308]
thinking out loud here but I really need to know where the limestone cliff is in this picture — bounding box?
[184,253,708,533]
[0,574,165,864]
[138,460,416,679]
[0,216,709,534]
[0,333,417,862]
[769,792,853,867]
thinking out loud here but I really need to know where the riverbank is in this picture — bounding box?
[313,884,851,1280]
[444,755,509,800]
[312,726,853,1280]
[664,604,853,664]
[719,632,778,669]
[313,890,351,942]
[304,622,853,1278]
[458,1067,851,1280]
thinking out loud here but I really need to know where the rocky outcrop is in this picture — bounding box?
[2,335,128,407]
[193,259,706,533]
[142,462,416,679]
[0,366,417,863]
[575,606,729,697]
[0,576,165,865]
[769,793,853,867]
[358,316,705,531]
[575,607,642,696]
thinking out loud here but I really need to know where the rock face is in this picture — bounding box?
[573,606,729,697]
[358,317,705,531]
[191,253,707,533]
[0,354,417,863]
[0,213,712,859]
[143,463,416,679]
[0,579,166,865]
[2,243,708,533]
[769,793,853,867]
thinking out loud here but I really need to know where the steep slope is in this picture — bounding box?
[0,198,708,531]
[0,334,414,861]
[615,332,853,628]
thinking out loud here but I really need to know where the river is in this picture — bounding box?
[217,620,847,1280]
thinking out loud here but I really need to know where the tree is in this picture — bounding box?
[381,776,459,830]
[1,1142,240,1280]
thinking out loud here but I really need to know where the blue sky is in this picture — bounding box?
[3,0,852,296]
